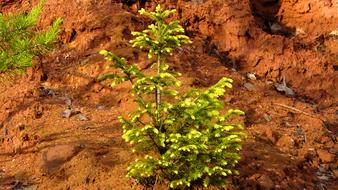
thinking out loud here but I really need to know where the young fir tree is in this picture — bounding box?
[100,5,245,189]
[0,0,62,74]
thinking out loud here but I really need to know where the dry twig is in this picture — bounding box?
[273,103,317,119]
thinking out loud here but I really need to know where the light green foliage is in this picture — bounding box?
[100,5,245,189]
[130,5,191,59]
[0,0,62,73]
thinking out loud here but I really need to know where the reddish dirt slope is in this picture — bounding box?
[0,0,337,189]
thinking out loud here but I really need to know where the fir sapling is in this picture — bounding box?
[99,5,245,189]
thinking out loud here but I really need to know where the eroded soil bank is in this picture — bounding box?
[0,0,337,189]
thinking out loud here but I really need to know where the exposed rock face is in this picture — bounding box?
[175,0,338,107]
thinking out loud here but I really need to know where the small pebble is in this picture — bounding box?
[274,77,295,96]
[96,104,106,110]
[38,86,55,96]
[270,23,283,33]
[244,83,256,91]
[247,73,256,80]
[263,113,272,122]
[60,109,72,118]
[78,114,89,121]
[274,83,295,96]
[60,108,80,118]
[282,120,291,127]
[329,30,338,36]
[295,28,306,36]
[65,99,72,106]
[266,80,274,85]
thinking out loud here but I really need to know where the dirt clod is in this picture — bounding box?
[60,108,80,118]
[317,149,336,163]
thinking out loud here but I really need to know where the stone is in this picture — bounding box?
[317,149,335,163]
[295,28,306,36]
[263,113,272,122]
[78,114,89,121]
[60,109,72,118]
[281,120,292,127]
[96,104,106,110]
[329,30,338,36]
[38,86,55,97]
[257,175,274,189]
[274,83,295,96]
[266,80,274,85]
[247,73,256,80]
[60,108,80,118]
[274,77,295,96]
[244,82,256,91]
[270,23,283,34]
[65,99,72,106]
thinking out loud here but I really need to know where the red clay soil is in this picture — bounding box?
[0,0,337,189]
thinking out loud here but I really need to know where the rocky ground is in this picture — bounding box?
[0,0,337,189]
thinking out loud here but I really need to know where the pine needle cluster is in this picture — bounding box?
[0,0,62,74]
